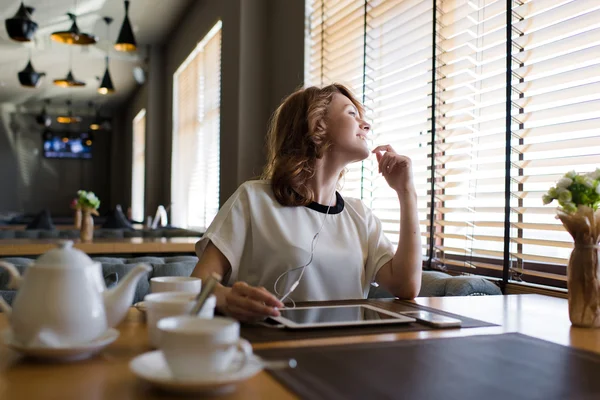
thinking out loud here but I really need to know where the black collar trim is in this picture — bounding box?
[305,192,344,214]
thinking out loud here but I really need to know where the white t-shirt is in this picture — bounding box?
[195,180,394,301]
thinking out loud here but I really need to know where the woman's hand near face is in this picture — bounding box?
[218,281,284,323]
[372,145,415,195]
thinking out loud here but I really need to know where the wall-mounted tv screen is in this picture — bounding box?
[42,131,93,159]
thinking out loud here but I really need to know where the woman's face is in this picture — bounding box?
[325,93,371,163]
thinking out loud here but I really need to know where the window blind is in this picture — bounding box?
[432,0,509,278]
[508,0,600,288]
[171,22,222,230]
[306,0,600,289]
[306,0,434,255]
[131,108,146,223]
[306,0,367,201]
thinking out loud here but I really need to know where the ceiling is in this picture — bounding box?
[0,0,194,115]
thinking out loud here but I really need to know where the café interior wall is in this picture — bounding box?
[118,0,305,216]
[0,103,112,217]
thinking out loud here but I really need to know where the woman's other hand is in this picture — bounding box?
[372,144,415,195]
[219,281,284,323]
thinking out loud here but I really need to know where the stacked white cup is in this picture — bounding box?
[144,276,216,348]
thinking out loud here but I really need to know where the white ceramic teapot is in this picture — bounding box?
[0,241,151,347]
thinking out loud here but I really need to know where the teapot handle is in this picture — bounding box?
[0,261,20,316]
[0,261,21,290]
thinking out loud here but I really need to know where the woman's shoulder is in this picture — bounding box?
[238,179,272,195]
[341,195,370,218]
[232,179,275,203]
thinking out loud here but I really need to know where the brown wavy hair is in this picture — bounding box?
[262,83,364,206]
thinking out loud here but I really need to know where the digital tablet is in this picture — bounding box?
[270,304,416,329]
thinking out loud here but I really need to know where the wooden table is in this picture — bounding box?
[0,237,198,256]
[0,224,146,231]
[1,294,599,399]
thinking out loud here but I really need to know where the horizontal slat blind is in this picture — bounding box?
[306,0,366,200]
[508,0,600,288]
[306,0,599,289]
[306,0,433,254]
[432,0,508,278]
[187,28,222,231]
[131,109,146,223]
[171,22,222,230]
[366,0,433,252]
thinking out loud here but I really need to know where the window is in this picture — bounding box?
[306,0,600,290]
[171,21,222,230]
[131,108,146,223]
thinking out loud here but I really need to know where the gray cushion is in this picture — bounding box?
[101,263,151,304]
[367,270,501,298]
[151,261,196,279]
[164,256,199,264]
[124,230,143,238]
[444,275,502,296]
[126,257,166,264]
[91,257,126,264]
[0,290,17,307]
[0,231,16,239]
[59,230,80,239]
[95,230,125,239]
[15,230,42,239]
[38,230,60,239]
[0,264,28,290]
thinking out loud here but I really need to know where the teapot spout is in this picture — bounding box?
[103,264,151,328]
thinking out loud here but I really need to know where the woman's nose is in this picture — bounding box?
[361,120,371,132]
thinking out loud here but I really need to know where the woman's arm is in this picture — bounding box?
[191,241,283,321]
[371,145,422,299]
[375,188,422,299]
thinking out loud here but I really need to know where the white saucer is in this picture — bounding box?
[2,328,120,362]
[130,350,263,394]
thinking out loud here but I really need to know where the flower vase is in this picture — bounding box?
[558,207,600,328]
[74,208,82,229]
[80,210,94,242]
[567,243,600,327]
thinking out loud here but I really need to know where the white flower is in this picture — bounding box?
[582,177,595,189]
[585,170,600,181]
[557,190,572,203]
[542,194,553,205]
[556,177,573,189]
[548,187,558,198]
[565,171,577,179]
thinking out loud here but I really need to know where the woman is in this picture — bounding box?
[191,84,422,322]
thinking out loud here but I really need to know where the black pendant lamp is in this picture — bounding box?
[98,57,115,94]
[89,103,102,130]
[18,59,46,88]
[50,12,97,45]
[115,1,136,52]
[98,17,115,94]
[5,2,38,42]
[54,70,85,87]
[56,100,81,124]
[54,49,86,88]
[36,99,52,127]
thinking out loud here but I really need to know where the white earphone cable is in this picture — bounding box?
[273,187,337,307]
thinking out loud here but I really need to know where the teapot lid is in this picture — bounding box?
[35,240,95,269]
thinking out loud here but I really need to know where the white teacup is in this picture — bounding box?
[157,316,252,380]
[150,276,201,294]
[144,291,216,348]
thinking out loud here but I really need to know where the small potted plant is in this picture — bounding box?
[76,190,100,242]
[543,169,600,327]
